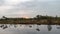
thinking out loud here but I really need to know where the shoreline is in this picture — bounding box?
[0,15,60,25]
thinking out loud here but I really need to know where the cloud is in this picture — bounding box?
[7,0,49,17]
[0,0,60,17]
[0,0,5,5]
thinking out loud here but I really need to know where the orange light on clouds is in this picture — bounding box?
[23,15,29,19]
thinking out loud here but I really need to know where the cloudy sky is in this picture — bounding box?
[0,0,60,18]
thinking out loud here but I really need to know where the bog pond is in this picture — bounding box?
[0,24,60,34]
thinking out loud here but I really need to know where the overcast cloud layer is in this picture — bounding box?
[0,0,60,18]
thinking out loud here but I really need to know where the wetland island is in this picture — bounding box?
[0,15,60,25]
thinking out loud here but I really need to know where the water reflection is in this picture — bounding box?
[0,25,8,29]
[0,25,4,28]
[0,25,59,32]
[47,25,52,31]
[3,25,8,29]
[57,25,60,29]
[29,25,32,28]
[14,25,17,28]
[36,25,40,31]
[0,24,59,34]
[0,24,53,31]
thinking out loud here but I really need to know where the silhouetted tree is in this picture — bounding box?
[55,15,58,20]
[2,16,8,20]
[36,15,41,20]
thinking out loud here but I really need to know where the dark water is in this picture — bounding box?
[0,24,60,34]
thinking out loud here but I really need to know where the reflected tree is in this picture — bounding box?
[0,24,17,29]
[3,25,8,29]
[29,25,32,28]
[36,25,40,31]
[47,25,52,31]
[0,25,4,28]
[14,24,17,28]
[57,25,60,29]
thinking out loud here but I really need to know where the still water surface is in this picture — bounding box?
[0,24,60,34]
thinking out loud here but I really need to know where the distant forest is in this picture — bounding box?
[0,15,60,24]
[0,15,59,20]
